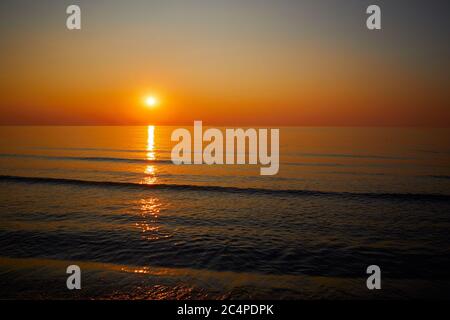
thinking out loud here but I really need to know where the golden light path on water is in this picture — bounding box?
[135,125,170,241]
[146,125,155,160]
[136,197,165,241]
[144,125,157,184]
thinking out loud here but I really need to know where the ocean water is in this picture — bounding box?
[0,126,449,299]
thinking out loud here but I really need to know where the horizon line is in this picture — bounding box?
[0,124,449,129]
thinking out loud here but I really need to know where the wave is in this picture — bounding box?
[0,153,172,164]
[429,175,450,180]
[0,153,415,168]
[29,147,170,154]
[1,175,449,201]
[416,149,450,155]
[295,152,412,160]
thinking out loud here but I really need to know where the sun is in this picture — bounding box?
[145,96,158,107]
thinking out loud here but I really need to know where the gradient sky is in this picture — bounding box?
[0,0,449,126]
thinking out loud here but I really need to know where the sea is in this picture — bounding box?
[0,126,449,299]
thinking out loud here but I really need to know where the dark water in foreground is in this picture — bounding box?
[0,126,449,299]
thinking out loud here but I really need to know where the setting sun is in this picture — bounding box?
[145,96,158,107]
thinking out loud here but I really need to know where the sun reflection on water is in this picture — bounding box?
[143,125,157,185]
[135,197,160,239]
[136,126,171,241]
[120,266,174,276]
[146,125,155,160]
[135,197,171,241]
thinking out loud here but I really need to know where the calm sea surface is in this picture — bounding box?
[0,126,449,299]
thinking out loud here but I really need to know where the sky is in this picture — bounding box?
[0,0,449,126]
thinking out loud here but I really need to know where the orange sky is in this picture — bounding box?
[0,0,449,126]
